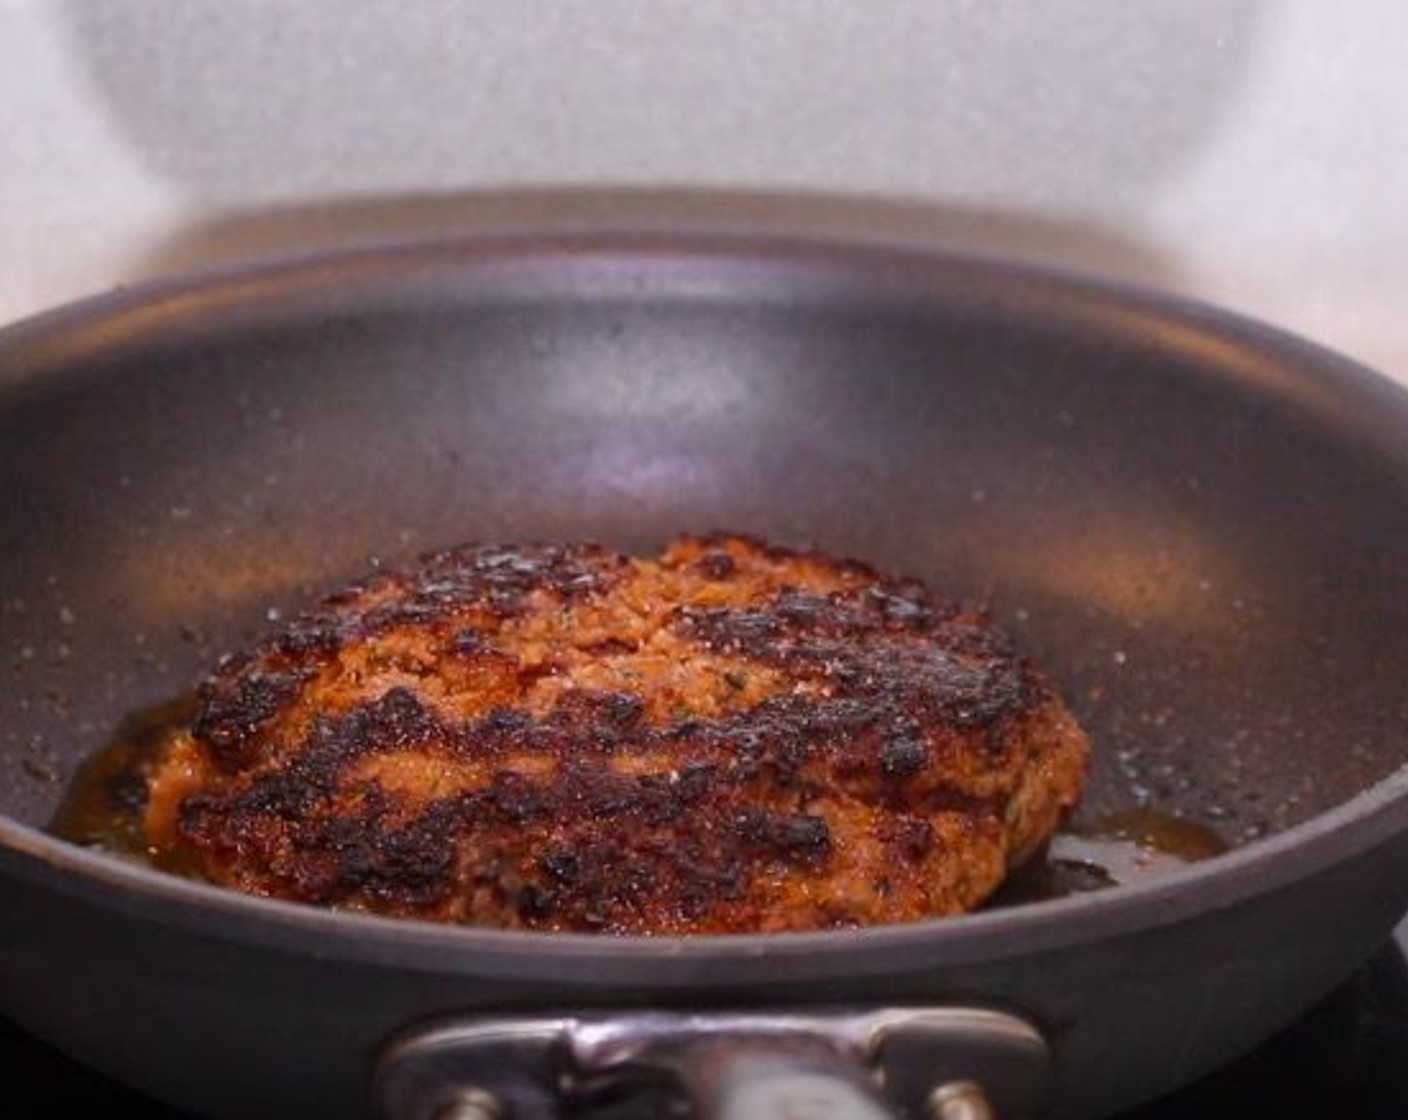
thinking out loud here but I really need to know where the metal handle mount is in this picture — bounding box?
[375,1006,1051,1120]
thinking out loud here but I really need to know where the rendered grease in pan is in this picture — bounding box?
[50,695,194,869]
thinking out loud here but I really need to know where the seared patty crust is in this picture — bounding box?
[145,535,1089,933]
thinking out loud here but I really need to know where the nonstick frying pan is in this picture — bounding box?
[3,228,1408,1120]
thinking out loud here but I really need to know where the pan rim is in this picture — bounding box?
[5,225,1408,979]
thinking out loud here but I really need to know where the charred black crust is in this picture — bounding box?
[880,735,929,779]
[411,542,627,609]
[189,543,626,767]
[191,664,310,764]
[694,550,738,580]
[171,535,1066,930]
[735,808,832,857]
[674,585,1032,732]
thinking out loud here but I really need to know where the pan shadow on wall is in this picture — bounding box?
[127,187,1182,294]
[58,0,1266,219]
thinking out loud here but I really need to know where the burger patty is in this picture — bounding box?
[145,534,1090,933]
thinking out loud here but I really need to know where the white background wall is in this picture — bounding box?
[2,0,1406,387]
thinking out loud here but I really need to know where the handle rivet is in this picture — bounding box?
[928,1079,995,1120]
[433,1087,506,1120]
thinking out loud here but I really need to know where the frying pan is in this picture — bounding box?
[3,228,1408,1120]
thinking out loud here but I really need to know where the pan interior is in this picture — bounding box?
[4,243,1408,871]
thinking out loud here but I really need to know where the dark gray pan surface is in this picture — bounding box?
[3,232,1408,1118]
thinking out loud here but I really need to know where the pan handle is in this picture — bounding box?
[594,1030,940,1120]
[375,1007,1051,1119]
